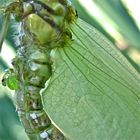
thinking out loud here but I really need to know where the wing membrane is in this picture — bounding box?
[42,18,140,140]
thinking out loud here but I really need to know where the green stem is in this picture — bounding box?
[0,12,10,52]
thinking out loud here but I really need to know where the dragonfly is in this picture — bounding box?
[0,0,140,140]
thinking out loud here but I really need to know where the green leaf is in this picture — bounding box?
[42,19,140,140]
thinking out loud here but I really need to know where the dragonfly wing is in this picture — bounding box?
[42,18,140,140]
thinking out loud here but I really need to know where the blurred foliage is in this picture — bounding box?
[93,0,140,50]
[0,93,28,140]
[0,0,140,140]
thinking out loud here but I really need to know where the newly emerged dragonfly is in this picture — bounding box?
[1,0,140,140]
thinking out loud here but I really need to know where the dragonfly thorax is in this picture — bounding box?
[20,0,77,47]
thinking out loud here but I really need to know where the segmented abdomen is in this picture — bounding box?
[12,34,65,139]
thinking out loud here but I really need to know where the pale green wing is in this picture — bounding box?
[42,18,140,140]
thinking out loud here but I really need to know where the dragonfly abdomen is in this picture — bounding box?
[11,41,65,139]
[12,45,49,139]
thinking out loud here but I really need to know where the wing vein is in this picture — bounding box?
[63,47,136,117]
[75,21,140,83]
[63,45,139,119]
